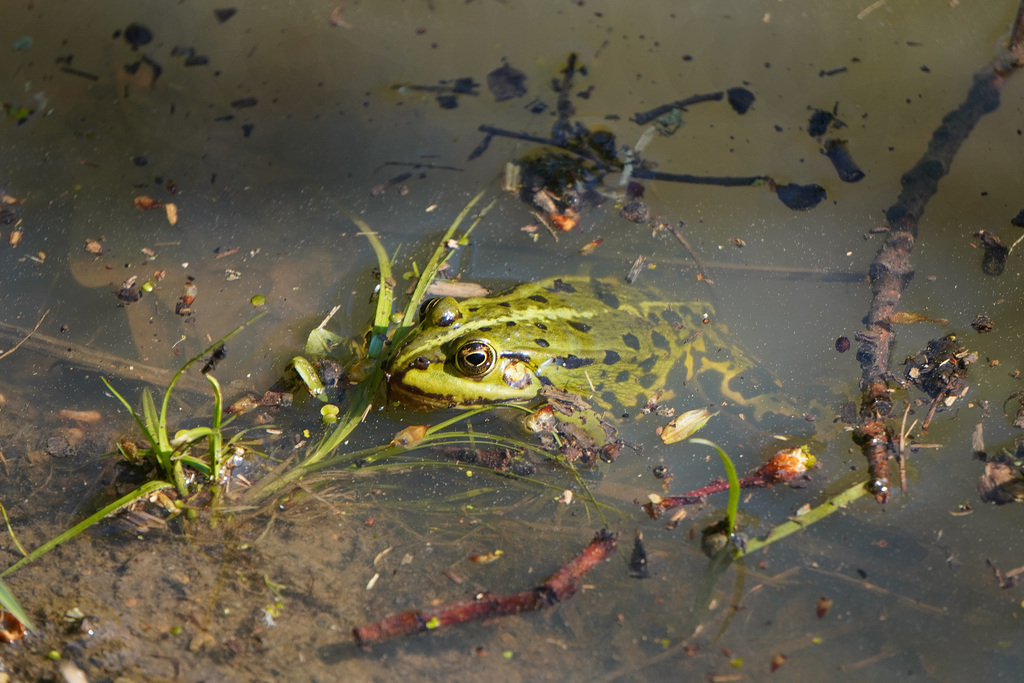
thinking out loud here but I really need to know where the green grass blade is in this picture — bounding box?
[424,404,530,435]
[690,438,740,535]
[158,312,268,448]
[101,377,156,445]
[400,190,488,331]
[0,480,173,579]
[341,209,394,342]
[736,480,870,557]
[176,455,212,476]
[141,388,169,453]
[173,426,214,442]
[206,374,225,480]
[207,374,223,431]
[0,502,28,558]
[0,578,35,632]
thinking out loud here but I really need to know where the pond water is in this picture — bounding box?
[3,1,1024,680]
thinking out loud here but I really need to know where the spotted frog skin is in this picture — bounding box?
[386,276,782,415]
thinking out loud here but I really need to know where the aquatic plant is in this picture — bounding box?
[0,315,270,584]
[248,191,497,500]
[102,312,269,498]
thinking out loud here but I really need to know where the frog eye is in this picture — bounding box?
[419,297,462,328]
[455,340,495,377]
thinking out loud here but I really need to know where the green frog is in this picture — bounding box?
[385,276,788,421]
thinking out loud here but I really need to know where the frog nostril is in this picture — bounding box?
[412,356,430,370]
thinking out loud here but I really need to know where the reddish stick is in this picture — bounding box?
[353,530,616,647]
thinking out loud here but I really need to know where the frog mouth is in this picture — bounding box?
[385,377,520,411]
[386,381,459,410]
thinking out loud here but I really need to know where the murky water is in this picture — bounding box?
[3,1,1024,680]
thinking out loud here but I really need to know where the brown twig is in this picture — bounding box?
[630,91,726,124]
[352,530,616,646]
[1010,1,1024,56]
[897,402,915,494]
[0,317,212,395]
[853,5,1024,502]
[643,447,814,519]
[666,223,713,284]
[0,309,48,361]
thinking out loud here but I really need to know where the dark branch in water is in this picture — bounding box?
[854,5,1024,503]
[630,91,725,124]
[352,530,615,646]
[630,168,767,187]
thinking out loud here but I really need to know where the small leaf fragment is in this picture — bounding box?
[468,549,504,564]
[134,196,163,211]
[320,404,340,424]
[660,407,714,444]
[391,425,427,448]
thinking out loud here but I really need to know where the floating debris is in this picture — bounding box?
[631,90,725,125]
[396,77,479,109]
[487,62,527,102]
[175,276,197,316]
[971,313,994,333]
[214,8,238,23]
[122,55,163,86]
[391,425,427,448]
[819,66,849,77]
[171,46,209,67]
[807,108,845,137]
[659,408,714,445]
[978,452,1024,505]
[889,311,949,326]
[628,529,649,578]
[974,230,1008,276]
[726,86,755,114]
[1011,208,1024,228]
[123,23,153,50]
[134,196,163,211]
[904,334,975,429]
[201,344,227,375]
[625,255,647,284]
[60,66,99,81]
[620,200,650,223]
[0,612,27,643]
[115,276,143,306]
[773,181,827,210]
[822,138,865,183]
[468,550,503,565]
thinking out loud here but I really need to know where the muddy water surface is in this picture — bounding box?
[2,2,1024,681]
